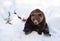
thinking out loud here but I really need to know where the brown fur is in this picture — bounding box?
[23,9,51,36]
[30,9,44,25]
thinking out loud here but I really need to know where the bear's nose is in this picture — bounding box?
[35,17,40,22]
[34,20,38,25]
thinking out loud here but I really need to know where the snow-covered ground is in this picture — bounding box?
[0,0,60,41]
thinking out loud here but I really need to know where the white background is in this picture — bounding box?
[0,0,60,41]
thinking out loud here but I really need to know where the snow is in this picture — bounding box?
[0,0,60,41]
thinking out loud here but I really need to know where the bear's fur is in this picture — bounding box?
[23,9,51,36]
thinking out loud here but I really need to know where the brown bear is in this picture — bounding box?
[23,9,51,36]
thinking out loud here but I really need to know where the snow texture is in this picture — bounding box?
[0,0,60,41]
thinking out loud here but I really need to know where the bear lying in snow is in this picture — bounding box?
[23,9,51,36]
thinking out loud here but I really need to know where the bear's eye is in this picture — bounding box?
[31,14,35,16]
[38,14,41,16]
